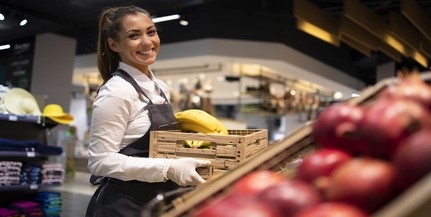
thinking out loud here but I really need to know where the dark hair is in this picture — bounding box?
[96,6,152,82]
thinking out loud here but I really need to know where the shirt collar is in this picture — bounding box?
[118,62,156,91]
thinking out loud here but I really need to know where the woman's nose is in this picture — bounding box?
[142,35,151,44]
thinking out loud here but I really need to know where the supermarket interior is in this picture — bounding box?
[1,0,431,216]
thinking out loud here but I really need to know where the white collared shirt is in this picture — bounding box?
[87,62,171,182]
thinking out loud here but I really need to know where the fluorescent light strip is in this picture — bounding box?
[152,14,180,23]
[0,44,11,50]
[297,19,340,46]
[383,34,409,57]
[411,50,428,68]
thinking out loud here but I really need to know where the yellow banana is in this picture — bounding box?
[183,140,211,148]
[184,140,202,148]
[178,122,221,135]
[175,109,228,135]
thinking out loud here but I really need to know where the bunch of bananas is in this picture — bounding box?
[175,109,229,148]
[175,109,229,135]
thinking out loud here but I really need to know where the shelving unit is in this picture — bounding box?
[0,113,42,123]
[0,150,63,193]
[0,183,62,192]
[0,113,64,217]
[0,113,63,192]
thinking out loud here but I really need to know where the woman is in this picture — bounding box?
[85,5,210,217]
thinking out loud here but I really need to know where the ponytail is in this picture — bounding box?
[96,6,151,83]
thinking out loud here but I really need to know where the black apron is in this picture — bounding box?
[86,70,180,217]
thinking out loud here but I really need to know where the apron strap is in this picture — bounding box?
[113,69,170,104]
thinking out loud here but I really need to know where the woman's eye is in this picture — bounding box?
[148,30,157,36]
[128,33,140,39]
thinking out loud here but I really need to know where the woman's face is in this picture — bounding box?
[108,13,160,73]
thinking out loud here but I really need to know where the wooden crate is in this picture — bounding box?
[162,72,431,217]
[149,129,268,177]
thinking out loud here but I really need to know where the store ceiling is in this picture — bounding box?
[0,0,430,85]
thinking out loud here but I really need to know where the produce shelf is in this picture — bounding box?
[162,72,431,217]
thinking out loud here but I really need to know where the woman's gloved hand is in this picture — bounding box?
[164,158,211,186]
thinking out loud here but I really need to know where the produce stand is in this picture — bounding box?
[160,72,431,217]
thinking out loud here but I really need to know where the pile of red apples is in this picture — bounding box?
[192,72,431,217]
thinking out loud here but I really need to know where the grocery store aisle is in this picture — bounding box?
[50,171,97,217]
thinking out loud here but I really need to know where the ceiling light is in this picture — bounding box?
[333,91,343,100]
[294,0,340,46]
[179,19,188,26]
[388,12,428,68]
[411,50,428,68]
[152,14,180,23]
[297,19,339,46]
[0,44,11,50]
[351,93,360,98]
[383,33,409,57]
[378,41,402,63]
[344,0,423,64]
[0,5,5,21]
[19,18,27,26]
[15,13,27,26]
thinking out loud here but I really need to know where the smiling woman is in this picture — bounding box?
[85,5,211,217]
[106,11,160,76]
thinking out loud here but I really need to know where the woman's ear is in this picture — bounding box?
[108,37,120,52]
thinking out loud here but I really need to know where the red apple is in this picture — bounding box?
[232,170,287,196]
[392,128,431,191]
[357,98,431,159]
[295,148,352,195]
[258,179,322,217]
[379,73,431,110]
[295,148,352,183]
[326,158,396,213]
[294,202,369,217]
[311,103,364,155]
[193,193,282,217]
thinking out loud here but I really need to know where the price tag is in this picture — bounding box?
[8,115,18,121]
[27,152,36,157]
[30,184,38,190]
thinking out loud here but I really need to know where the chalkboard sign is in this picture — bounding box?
[0,36,35,91]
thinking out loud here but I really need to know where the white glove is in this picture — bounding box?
[164,158,211,186]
